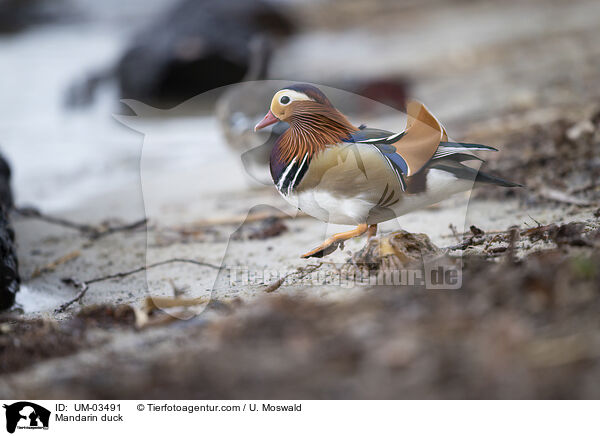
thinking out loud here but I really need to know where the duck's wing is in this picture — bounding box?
[345,127,399,143]
[345,127,408,191]
[349,101,449,175]
[348,100,508,191]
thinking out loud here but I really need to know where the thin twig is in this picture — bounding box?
[15,206,94,233]
[445,238,477,251]
[537,187,592,206]
[527,215,543,228]
[57,258,222,313]
[31,250,81,278]
[182,210,296,229]
[14,206,147,239]
[89,218,147,240]
[444,226,485,251]
[264,262,323,293]
[448,223,461,243]
[506,227,520,263]
[442,228,509,238]
[58,279,89,313]
[568,181,598,195]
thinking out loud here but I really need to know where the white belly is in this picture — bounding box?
[282,169,473,225]
[286,189,375,225]
[390,169,473,216]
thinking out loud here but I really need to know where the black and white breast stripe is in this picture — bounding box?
[385,157,407,192]
[275,153,310,196]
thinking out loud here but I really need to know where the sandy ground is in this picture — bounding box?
[10,101,597,318]
[11,137,598,316]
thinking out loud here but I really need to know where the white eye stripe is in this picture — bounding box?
[274,89,313,103]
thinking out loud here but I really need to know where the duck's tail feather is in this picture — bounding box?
[438,141,499,151]
[433,141,498,160]
[430,162,523,188]
[474,170,523,187]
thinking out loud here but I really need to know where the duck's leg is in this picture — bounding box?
[301,223,368,258]
[367,224,378,240]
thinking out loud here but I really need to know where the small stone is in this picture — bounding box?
[566,120,594,141]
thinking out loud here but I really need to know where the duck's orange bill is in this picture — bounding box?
[254,110,278,131]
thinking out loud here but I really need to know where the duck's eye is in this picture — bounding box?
[279,95,291,105]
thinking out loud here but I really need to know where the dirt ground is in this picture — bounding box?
[1,0,599,399]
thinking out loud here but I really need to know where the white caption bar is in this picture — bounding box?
[1,400,597,435]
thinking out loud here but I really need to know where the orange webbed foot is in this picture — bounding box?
[301,223,369,259]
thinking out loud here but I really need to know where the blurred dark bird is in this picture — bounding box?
[255,84,521,258]
[67,0,294,107]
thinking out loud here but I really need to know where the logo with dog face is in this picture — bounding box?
[3,402,50,433]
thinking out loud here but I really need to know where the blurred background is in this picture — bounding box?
[0,0,599,399]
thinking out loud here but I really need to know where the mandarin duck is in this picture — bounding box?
[254,84,520,258]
